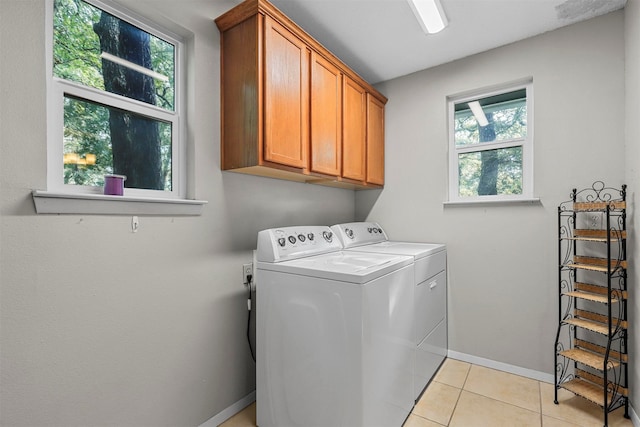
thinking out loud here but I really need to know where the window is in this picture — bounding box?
[448,81,533,203]
[47,0,184,198]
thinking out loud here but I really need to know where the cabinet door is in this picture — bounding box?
[310,53,342,176]
[342,76,366,182]
[367,95,385,185]
[263,16,309,169]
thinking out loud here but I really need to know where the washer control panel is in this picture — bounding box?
[257,226,341,262]
[330,222,388,248]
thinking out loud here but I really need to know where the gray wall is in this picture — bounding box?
[0,1,355,426]
[2,0,637,425]
[625,0,640,416]
[359,11,626,376]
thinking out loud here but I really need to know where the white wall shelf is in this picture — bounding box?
[32,190,207,216]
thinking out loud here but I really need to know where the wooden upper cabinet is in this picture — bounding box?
[264,16,309,169]
[310,53,342,177]
[342,76,367,182]
[218,14,260,171]
[367,95,385,185]
[215,0,387,188]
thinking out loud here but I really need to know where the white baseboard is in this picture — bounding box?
[630,404,640,427]
[448,350,639,427]
[199,390,256,427]
[447,350,555,383]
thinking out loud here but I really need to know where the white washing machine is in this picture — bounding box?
[331,222,447,400]
[256,226,415,427]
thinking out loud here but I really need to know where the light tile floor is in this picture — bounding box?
[219,359,633,427]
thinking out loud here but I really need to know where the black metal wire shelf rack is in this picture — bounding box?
[554,182,630,427]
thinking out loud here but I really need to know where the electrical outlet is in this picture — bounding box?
[590,213,602,229]
[242,263,253,285]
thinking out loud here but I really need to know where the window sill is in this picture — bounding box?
[32,190,207,216]
[443,197,541,207]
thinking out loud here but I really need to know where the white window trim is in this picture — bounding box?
[447,79,535,204]
[39,0,206,215]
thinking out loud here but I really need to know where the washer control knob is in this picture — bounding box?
[278,238,286,247]
[288,236,297,244]
[367,227,373,233]
[377,228,383,234]
[345,228,354,239]
[298,234,306,242]
[322,231,333,242]
[307,233,314,241]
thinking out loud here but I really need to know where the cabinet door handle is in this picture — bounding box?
[429,281,438,290]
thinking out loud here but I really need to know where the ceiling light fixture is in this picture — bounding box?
[406,0,448,34]
[468,101,489,127]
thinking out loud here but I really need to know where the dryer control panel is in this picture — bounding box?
[331,222,388,248]
[257,226,342,263]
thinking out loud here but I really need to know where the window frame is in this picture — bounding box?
[447,80,534,204]
[45,0,187,200]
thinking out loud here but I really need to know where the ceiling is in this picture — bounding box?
[267,0,627,84]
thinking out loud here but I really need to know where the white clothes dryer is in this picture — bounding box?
[331,222,447,400]
[256,226,415,427]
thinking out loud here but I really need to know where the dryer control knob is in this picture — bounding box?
[322,231,333,242]
[288,236,297,244]
[278,238,286,247]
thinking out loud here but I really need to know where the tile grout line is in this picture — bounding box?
[539,380,543,427]
[446,386,462,426]
[411,380,458,426]
[465,364,548,416]
[445,363,472,426]
[414,361,472,427]
[463,388,543,412]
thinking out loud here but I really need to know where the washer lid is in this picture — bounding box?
[257,251,412,284]
[348,241,446,260]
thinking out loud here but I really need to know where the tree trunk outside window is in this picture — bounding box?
[94,14,163,190]
[477,112,497,196]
